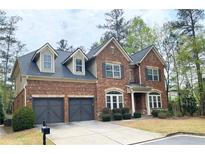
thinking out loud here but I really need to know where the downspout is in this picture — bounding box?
[24,75,28,107]
[139,64,141,84]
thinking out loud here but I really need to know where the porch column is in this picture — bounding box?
[131,91,135,115]
[146,93,151,115]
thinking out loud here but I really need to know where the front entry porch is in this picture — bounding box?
[127,84,152,115]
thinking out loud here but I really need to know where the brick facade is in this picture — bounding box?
[13,40,167,122]
[95,41,132,115]
[13,89,25,113]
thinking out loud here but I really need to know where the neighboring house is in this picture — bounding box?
[11,37,167,124]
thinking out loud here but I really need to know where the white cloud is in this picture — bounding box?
[6,9,175,52]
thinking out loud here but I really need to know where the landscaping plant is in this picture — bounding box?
[12,107,35,131]
[101,107,112,122]
[133,112,141,118]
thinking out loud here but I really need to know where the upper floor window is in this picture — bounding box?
[44,54,51,69]
[76,59,82,72]
[105,63,121,79]
[146,67,159,81]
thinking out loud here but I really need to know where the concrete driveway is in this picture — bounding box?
[47,120,163,145]
[141,134,205,145]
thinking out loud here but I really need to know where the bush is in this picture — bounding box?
[113,113,122,120]
[101,114,111,122]
[121,107,130,115]
[175,111,183,117]
[134,112,141,118]
[102,107,111,114]
[0,96,5,125]
[158,110,169,119]
[151,109,160,117]
[4,118,12,127]
[12,107,35,131]
[112,108,122,114]
[123,113,132,120]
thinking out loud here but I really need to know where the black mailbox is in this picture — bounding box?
[41,127,50,134]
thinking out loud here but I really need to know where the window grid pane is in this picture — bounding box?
[44,55,51,69]
[76,59,82,72]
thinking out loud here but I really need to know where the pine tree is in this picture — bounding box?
[56,39,74,52]
[98,9,129,46]
[171,9,205,115]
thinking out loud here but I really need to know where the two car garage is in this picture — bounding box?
[32,97,94,124]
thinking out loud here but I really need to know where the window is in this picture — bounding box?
[76,59,82,72]
[106,91,124,109]
[149,92,162,109]
[44,54,51,69]
[105,63,121,79]
[146,67,159,81]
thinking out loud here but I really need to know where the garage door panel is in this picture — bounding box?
[33,98,64,124]
[69,98,94,122]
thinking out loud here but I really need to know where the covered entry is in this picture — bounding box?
[69,98,94,122]
[33,98,64,124]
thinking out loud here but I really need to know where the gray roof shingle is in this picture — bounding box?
[18,50,97,81]
[130,45,154,64]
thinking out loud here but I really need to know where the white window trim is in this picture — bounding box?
[75,58,83,73]
[149,93,162,109]
[105,92,124,109]
[105,63,121,79]
[40,50,55,73]
[73,57,85,75]
[147,67,159,81]
[44,54,52,69]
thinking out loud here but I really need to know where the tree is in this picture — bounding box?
[0,92,4,124]
[90,42,100,51]
[98,9,129,46]
[171,9,205,115]
[0,15,22,85]
[125,17,157,54]
[56,39,74,52]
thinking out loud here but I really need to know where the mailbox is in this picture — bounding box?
[41,127,50,134]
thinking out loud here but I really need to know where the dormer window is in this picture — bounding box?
[76,59,82,72]
[44,54,52,69]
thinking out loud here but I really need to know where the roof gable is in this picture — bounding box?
[62,48,88,65]
[131,45,165,65]
[87,37,133,62]
[31,43,58,62]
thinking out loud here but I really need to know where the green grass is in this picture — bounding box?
[0,127,55,145]
[115,117,205,135]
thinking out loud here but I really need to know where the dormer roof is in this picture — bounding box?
[31,43,58,62]
[62,48,88,65]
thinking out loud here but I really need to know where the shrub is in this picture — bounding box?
[151,109,160,117]
[175,111,183,117]
[123,113,132,120]
[0,96,5,125]
[12,107,35,131]
[101,114,111,122]
[112,108,122,114]
[113,113,122,120]
[134,112,141,118]
[102,107,111,114]
[158,110,169,119]
[121,107,130,115]
[4,118,12,127]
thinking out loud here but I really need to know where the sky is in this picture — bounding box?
[6,10,176,53]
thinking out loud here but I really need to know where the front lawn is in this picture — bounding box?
[0,127,54,145]
[115,117,205,135]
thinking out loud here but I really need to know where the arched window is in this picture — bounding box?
[106,91,124,109]
[149,92,162,108]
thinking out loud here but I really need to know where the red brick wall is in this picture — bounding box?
[95,41,132,114]
[25,80,97,122]
[139,49,168,109]
[13,89,25,113]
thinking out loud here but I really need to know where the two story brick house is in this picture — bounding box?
[11,37,167,124]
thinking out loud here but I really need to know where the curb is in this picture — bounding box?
[129,132,205,145]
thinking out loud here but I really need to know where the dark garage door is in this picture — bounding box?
[69,98,94,122]
[33,98,64,124]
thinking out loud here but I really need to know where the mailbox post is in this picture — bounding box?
[41,121,50,145]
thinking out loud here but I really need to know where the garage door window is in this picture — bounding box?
[106,91,124,109]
